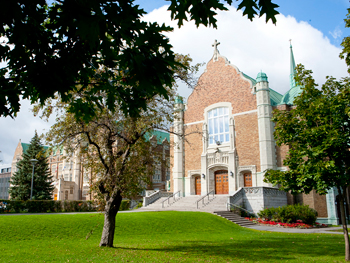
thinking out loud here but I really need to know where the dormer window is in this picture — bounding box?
[208,107,229,145]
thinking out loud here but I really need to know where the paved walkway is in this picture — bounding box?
[244,224,347,234]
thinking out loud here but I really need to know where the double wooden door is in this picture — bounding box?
[215,170,229,194]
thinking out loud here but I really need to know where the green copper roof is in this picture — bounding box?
[269,88,283,106]
[21,143,49,154]
[279,85,303,105]
[242,72,257,86]
[21,143,30,154]
[144,130,170,145]
[256,72,268,83]
[175,96,183,104]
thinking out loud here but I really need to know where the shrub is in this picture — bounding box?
[119,200,130,211]
[0,199,97,213]
[257,204,318,225]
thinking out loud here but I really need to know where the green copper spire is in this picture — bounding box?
[290,41,296,89]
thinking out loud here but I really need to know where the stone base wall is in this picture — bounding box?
[230,187,287,215]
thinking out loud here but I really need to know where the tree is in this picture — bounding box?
[9,132,54,200]
[264,64,350,261]
[0,0,279,120]
[41,90,173,247]
[35,52,199,247]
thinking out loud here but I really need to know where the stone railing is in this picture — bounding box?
[229,186,287,215]
[143,190,172,207]
[207,152,229,166]
[228,187,244,206]
[243,187,286,196]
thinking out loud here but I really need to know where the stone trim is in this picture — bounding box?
[237,165,257,188]
[188,170,201,195]
[232,109,257,117]
[184,120,204,127]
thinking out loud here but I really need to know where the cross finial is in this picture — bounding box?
[289,39,292,47]
[212,39,220,61]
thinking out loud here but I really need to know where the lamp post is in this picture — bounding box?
[30,159,38,200]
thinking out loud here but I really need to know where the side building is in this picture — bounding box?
[10,131,170,201]
[0,164,11,200]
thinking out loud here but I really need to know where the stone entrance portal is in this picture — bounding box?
[244,172,252,187]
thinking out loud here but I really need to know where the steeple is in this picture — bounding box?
[289,40,296,89]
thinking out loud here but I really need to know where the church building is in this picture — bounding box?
[170,40,341,225]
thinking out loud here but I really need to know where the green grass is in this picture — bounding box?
[0,211,346,262]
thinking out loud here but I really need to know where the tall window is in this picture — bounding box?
[208,107,229,145]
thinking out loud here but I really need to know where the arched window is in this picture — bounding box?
[208,107,229,145]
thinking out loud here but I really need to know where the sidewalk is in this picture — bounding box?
[244,224,348,234]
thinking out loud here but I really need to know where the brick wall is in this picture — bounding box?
[184,123,203,178]
[185,56,257,124]
[234,113,261,171]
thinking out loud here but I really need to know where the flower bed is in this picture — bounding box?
[245,217,328,229]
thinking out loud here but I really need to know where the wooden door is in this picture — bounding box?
[215,170,229,194]
[244,173,252,187]
[195,176,201,195]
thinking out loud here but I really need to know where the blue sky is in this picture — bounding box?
[1,0,349,164]
[136,0,349,47]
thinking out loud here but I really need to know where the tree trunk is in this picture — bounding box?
[338,187,350,261]
[99,191,122,247]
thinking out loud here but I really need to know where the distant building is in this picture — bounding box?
[10,131,170,201]
[0,164,11,200]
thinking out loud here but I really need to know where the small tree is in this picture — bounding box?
[9,132,54,200]
[264,64,350,261]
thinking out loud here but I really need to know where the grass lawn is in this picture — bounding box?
[0,211,346,262]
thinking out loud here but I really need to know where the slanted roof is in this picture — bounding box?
[242,72,257,86]
[279,85,303,105]
[144,130,170,145]
[269,88,283,106]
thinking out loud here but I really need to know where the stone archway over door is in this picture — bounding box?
[215,170,228,194]
[244,172,252,187]
[195,176,201,195]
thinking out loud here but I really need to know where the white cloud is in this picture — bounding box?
[329,26,342,40]
[145,6,348,98]
[0,99,55,164]
[0,5,348,163]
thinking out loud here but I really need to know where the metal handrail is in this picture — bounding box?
[196,190,215,209]
[227,203,257,217]
[162,190,181,208]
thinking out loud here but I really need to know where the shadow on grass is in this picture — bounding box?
[111,235,343,261]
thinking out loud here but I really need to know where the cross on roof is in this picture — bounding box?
[212,39,220,61]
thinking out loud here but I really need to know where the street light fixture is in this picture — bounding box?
[30,159,38,200]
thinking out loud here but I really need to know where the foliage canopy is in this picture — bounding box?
[0,0,279,120]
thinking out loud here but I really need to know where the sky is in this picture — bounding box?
[0,0,349,165]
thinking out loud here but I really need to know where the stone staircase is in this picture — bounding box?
[214,211,256,227]
[139,195,227,212]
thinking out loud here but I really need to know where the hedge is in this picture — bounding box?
[0,199,131,213]
[257,204,318,225]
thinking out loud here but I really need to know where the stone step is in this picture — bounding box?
[214,211,256,227]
